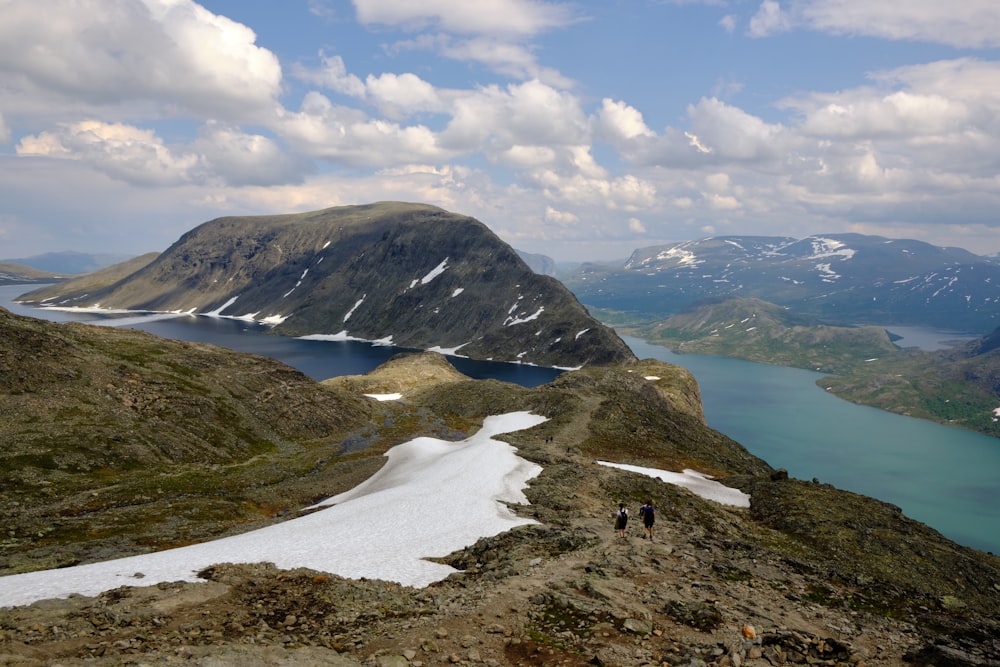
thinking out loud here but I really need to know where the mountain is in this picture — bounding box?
[0,309,998,665]
[564,234,1000,333]
[2,250,137,275]
[515,249,557,276]
[631,297,900,373]
[17,202,634,369]
[0,261,67,284]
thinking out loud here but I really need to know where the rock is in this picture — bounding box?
[376,656,409,667]
[622,618,653,635]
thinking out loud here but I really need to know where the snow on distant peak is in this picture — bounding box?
[809,237,855,261]
[650,245,701,267]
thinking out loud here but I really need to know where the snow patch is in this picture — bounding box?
[344,295,366,322]
[0,412,548,606]
[598,461,750,507]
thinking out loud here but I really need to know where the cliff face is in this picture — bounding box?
[19,202,635,369]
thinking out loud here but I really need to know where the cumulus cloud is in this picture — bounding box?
[748,0,1000,48]
[596,99,654,144]
[278,92,451,167]
[291,52,366,98]
[442,80,590,153]
[527,171,657,212]
[436,36,573,86]
[0,0,282,122]
[747,0,792,37]
[365,72,446,117]
[544,206,578,226]
[193,124,314,187]
[16,121,199,186]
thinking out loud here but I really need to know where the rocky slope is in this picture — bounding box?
[17,202,634,369]
[1,312,998,666]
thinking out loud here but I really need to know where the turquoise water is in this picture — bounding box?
[625,336,1000,554]
[4,285,997,553]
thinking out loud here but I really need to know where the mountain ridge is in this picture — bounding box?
[17,202,634,369]
[564,233,1000,332]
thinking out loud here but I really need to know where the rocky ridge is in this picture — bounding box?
[1,314,998,666]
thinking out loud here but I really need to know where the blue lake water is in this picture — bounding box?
[3,285,998,554]
[625,336,1000,555]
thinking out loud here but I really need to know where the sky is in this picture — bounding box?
[2,0,999,262]
[0,410,749,608]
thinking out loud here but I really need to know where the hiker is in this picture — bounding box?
[613,502,629,538]
[639,500,655,540]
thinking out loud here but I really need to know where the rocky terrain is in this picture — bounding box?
[1,310,998,666]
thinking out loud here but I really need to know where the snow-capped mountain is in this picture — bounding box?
[567,234,1000,332]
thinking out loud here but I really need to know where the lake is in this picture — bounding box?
[3,285,998,554]
[625,336,1000,555]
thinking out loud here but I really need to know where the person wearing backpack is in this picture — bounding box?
[639,500,655,540]
[613,502,629,538]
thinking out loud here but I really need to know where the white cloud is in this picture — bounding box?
[365,72,446,117]
[278,92,450,167]
[628,217,646,233]
[352,0,578,37]
[441,80,590,156]
[596,99,654,144]
[544,206,578,226]
[193,123,313,187]
[16,121,199,186]
[435,36,574,86]
[800,0,1000,48]
[747,0,1000,48]
[0,113,10,145]
[290,52,366,98]
[528,171,657,212]
[0,0,282,122]
[747,0,792,37]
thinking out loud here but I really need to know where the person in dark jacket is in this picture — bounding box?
[613,502,629,538]
[639,500,655,540]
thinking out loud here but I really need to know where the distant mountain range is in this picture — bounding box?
[0,262,66,284]
[563,234,1000,333]
[16,202,635,369]
[1,251,136,275]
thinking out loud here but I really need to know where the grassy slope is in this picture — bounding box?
[607,298,1000,438]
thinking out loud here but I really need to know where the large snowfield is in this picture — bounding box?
[0,411,749,609]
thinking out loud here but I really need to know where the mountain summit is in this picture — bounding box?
[19,202,634,368]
